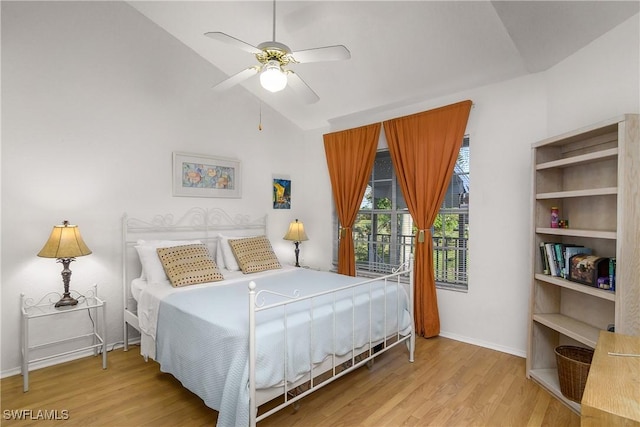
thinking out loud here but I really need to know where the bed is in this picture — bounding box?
[122,207,415,427]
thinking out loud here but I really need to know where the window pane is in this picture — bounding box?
[433,212,469,285]
[396,187,407,210]
[373,151,392,180]
[442,142,470,209]
[354,213,371,263]
[458,144,470,173]
[361,184,373,209]
[374,213,391,235]
[353,213,371,238]
[398,213,414,266]
[373,181,392,210]
[372,213,391,266]
[442,177,465,208]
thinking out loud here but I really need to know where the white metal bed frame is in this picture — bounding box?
[122,207,415,426]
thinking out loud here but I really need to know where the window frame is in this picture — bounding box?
[332,137,469,292]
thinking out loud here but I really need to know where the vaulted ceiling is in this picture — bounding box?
[129,1,639,130]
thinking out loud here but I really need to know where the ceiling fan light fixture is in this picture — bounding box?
[260,60,287,92]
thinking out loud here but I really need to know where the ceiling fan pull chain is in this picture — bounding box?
[272,0,277,42]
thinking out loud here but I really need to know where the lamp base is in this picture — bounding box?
[294,242,301,267]
[55,258,78,307]
[55,295,78,308]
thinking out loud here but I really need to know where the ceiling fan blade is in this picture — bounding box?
[204,32,262,55]
[212,67,259,91]
[291,45,351,63]
[286,71,319,104]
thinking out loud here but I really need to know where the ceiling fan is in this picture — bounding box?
[205,0,350,104]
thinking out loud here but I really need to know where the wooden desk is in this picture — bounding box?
[581,331,640,426]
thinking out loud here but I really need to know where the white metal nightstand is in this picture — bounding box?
[21,284,107,392]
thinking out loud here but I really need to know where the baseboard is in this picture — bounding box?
[439,331,526,358]
[0,339,140,379]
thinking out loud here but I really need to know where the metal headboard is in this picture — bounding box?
[121,207,267,348]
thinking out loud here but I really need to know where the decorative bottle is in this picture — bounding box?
[551,207,559,228]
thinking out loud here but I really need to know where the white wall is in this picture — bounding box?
[545,12,640,134]
[325,13,639,357]
[0,1,311,375]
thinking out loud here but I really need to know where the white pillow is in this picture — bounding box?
[218,234,245,271]
[216,242,224,269]
[215,240,225,268]
[135,239,201,284]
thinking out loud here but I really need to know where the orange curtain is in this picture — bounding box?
[324,123,380,276]
[383,100,472,337]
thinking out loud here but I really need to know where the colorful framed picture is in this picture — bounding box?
[273,178,291,209]
[173,152,241,198]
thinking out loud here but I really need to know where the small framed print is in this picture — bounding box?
[273,177,291,209]
[173,152,241,198]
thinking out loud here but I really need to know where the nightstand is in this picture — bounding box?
[21,284,107,392]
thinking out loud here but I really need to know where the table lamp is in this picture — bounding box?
[283,219,309,267]
[37,220,92,307]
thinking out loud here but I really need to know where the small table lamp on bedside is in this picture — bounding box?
[283,219,309,267]
[37,220,92,307]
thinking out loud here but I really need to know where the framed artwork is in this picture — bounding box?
[273,177,291,209]
[173,152,241,198]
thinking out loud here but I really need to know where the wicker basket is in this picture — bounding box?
[555,346,594,402]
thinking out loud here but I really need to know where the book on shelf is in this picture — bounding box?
[544,243,559,277]
[554,244,564,276]
[540,243,590,278]
[609,258,616,292]
[539,242,550,275]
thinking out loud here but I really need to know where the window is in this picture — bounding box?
[333,137,469,291]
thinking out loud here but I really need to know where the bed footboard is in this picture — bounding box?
[248,257,415,427]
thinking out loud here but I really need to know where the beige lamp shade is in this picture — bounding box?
[283,219,309,242]
[37,221,92,259]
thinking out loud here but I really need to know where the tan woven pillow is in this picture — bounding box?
[228,236,282,274]
[157,244,224,287]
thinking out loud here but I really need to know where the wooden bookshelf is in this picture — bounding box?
[527,114,640,414]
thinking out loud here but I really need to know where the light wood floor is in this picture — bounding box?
[1,336,579,426]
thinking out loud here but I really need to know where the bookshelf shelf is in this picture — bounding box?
[534,274,615,301]
[527,114,640,414]
[536,187,617,199]
[535,228,616,239]
[533,313,599,348]
[535,147,618,170]
[528,369,581,414]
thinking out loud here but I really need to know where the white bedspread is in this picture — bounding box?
[136,267,289,358]
[140,267,411,427]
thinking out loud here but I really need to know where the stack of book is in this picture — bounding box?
[539,242,591,279]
